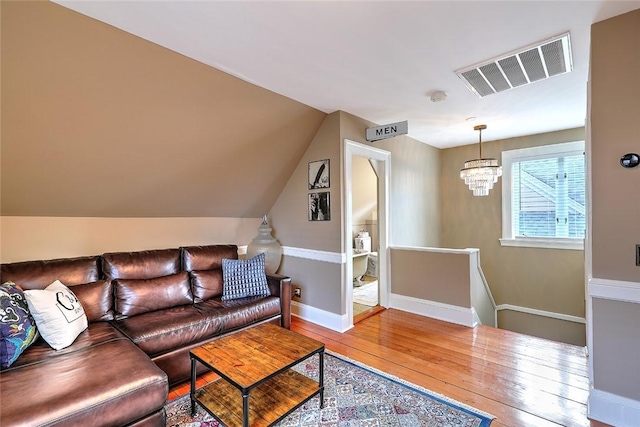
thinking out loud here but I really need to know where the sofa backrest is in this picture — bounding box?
[182,245,238,303]
[0,256,114,322]
[102,248,181,280]
[0,256,101,290]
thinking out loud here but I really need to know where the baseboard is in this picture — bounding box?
[588,388,640,427]
[389,293,475,327]
[291,301,352,332]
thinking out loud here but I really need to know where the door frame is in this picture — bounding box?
[343,139,391,328]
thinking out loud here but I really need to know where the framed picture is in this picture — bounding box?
[309,192,331,221]
[308,159,330,189]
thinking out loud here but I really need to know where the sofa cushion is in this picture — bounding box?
[190,270,223,302]
[195,296,282,332]
[0,282,39,367]
[114,271,192,318]
[113,296,280,358]
[103,248,181,280]
[4,322,124,370]
[71,279,114,322]
[24,281,88,350]
[182,245,238,302]
[0,256,101,290]
[0,334,167,427]
[221,253,270,301]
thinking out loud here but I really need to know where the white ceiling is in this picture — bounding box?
[54,1,640,148]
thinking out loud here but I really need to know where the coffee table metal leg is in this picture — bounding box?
[242,391,250,427]
[190,358,197,416]
[319,351,325,408]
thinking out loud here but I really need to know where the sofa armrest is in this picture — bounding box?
[266,273,292,330]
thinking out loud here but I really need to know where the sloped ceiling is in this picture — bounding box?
[1,2,326,217]
[53,1,640,148]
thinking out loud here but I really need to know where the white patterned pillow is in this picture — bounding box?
[221,253,270,301]
[24,280,88,350]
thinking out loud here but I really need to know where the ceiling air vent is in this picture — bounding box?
[456,33,572,98]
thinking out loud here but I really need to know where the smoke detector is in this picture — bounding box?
[456,32,573,97]
[430,91,448,102]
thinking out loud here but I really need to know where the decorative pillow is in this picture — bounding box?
[221,253,270,301]
[0,282,39,368]
[24,280,88,350]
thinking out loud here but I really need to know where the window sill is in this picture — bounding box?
[499,237,584,250]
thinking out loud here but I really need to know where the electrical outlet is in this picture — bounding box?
[294,288,301,298]
[636,244,640,266]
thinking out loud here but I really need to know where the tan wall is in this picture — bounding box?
[390,248,471,307]
[497,310,586,346]
[0,216,260,263]
[352,155,377,249]
[440,128,586,344]
[279,255,343,315]
[591,9,640,283]
[1,1,325,219]
[590,9,640,402]
[340,112,441,247]
[592,298,640,400]
[271,111,441,316]
[270,112,342,252]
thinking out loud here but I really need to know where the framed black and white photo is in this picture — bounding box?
[308,192,330,221]
[308,159,330,189]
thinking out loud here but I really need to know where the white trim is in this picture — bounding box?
[391,245,478,255]
[282,246,344,264]
[343,139,392,328]
[291,301,352,333]
[588,389,640,427]
[589,278,640,304]
[389,293,475,327]
[496,304,586,324]
[499,237,584,250]
[471,308,481,327]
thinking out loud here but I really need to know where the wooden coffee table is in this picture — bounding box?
[189,322,325,427]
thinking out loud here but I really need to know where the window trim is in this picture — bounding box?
[500,141,585,250]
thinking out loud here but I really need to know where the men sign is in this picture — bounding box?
[365,120,408,142]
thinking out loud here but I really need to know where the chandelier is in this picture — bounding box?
[460,124,502,196]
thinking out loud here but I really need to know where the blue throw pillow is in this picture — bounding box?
[221,253,270,301]
[0,282,39,368]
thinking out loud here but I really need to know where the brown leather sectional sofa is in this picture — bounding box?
[0,244,292,426]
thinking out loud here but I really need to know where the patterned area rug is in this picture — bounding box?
[166,352,494,426]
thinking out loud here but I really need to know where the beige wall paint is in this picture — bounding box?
[390,248,471,307]
[498,310,586,346]
[279,256,343,315]
[592,298,640,400]
[590,9,640,404]
[440,128,586,343]
[0,216,260,263]
[270,112,342,253]
[271,111,441,316]
[591,9,640,283]
[339,112,441,247]
[1,1,325,218]
[351,155,377,249]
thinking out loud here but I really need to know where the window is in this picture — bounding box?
[500,141,585,250]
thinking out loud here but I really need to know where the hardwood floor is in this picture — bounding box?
[170,309,609,427]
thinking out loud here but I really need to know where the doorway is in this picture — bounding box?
[343,140,390,328]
